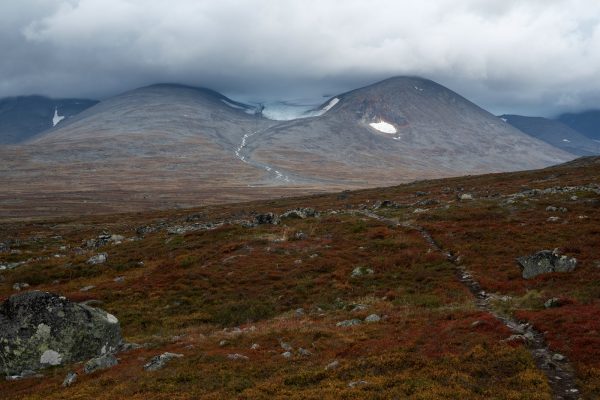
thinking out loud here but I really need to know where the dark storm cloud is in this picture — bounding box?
[2,0,600,116]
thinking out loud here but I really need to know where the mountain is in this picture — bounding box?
[0,84,318,217]
[244,77,574,185]
[558,110,600,141]
[0,95,97,144]
[0,77,576,217]
[500,114,600,156]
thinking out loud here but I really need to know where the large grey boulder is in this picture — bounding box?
[517,249,577,279]
[0,291,122,376]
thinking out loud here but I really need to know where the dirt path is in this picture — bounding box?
[357,210,582,400]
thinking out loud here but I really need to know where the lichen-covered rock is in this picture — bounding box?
[0,291,122,376]
[517,249,577,279]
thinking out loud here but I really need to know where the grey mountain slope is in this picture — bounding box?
[246,77,575,184]
[0,84,286,215]
[0,96,97,144]
[501,114,600,156]
[557,110,600,141]
[32,84,268,151]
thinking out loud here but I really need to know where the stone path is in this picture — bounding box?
[358,209,581,400]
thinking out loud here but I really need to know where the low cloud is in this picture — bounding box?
[2,0,600,116]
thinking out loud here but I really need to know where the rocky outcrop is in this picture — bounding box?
[517,249,577,279]
[254,213,280,225]
[84,232,124,248]
[0,291,122,376]
[280,208,319,219]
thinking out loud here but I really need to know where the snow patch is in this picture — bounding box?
[40,350,62,366]
[369,120,397,134]
[222,99,255,115]
[562,138,571,142]
[414,86,424,92]
[221,99,245,110]
[260,96,329,120]
[52,108,65,127]
[500,117,508,122]
[321,98,339,112]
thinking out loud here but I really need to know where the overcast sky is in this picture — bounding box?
[2,0,600,116]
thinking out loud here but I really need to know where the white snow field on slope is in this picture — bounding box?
[52,108,65,127]
[258,96,339,121]
[321,98,339,112]
[221,99,255,114]
[369,120,397,134]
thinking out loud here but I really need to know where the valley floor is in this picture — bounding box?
[0,158,599,399]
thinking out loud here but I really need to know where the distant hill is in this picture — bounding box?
[500,114,600,156]
[0,96,97,144]
[558,110,600,141]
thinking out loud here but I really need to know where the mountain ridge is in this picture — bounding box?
[500,114,600,156]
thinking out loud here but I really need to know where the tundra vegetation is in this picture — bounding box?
[0,158,599,399]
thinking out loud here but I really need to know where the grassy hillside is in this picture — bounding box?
[0,157,598,399]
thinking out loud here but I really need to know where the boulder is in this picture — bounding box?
[0,291,122,376]
[544,297,562,308]
[298,348,312,357]
[254,213,280,225]
[143,352,183,371]
[336,319,362,327]
[87,253,108,265]
[372,200,396,210]
[84,353,118,374]
[62,371,78,387]
[227,353,249,361]
[280,208,318,219]
[364,314,381,323]
[517,249,577,279]
[351,267,374,277]
[325,360,340,370]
